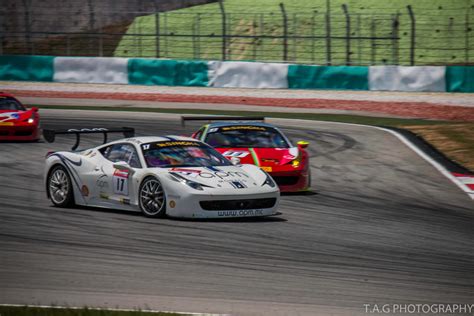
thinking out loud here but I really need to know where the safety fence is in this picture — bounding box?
[1,2,473,66]
[0,55,472,92]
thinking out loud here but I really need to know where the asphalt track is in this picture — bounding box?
[0,109,473,316]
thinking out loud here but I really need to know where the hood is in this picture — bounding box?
[217,147,299,167]
[0,110,32,123]
[165,165,261,189]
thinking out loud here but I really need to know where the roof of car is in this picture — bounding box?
[207,121,276,128]
[0,92,15,98]
[108,135,200,146]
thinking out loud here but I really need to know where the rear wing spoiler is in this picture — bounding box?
[181,116,265,127]
[43,127,135,150]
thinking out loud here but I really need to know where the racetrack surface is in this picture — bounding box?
[0,110,473,316]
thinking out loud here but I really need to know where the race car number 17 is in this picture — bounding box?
[113,169,129,195]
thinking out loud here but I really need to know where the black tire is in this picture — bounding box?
[47,165,75,207]
[139,176,166,218]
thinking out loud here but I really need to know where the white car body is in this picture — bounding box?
[45,136,280,218]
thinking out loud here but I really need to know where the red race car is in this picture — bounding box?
[0,93,40,141]
[184,116,311,192]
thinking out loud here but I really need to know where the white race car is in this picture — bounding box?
[44,128,280,218]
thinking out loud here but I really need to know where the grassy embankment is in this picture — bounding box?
[35,104,474,171]
[0,306,185,316]
[114,0,473,65]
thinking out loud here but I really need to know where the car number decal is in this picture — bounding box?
[113,169,129,195]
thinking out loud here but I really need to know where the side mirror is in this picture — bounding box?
[297,141,309,149]
[230,157,241,165]
[113,161,135,174]
[31,107,39,112]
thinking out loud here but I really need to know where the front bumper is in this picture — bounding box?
[0,124,40,141]
[269,169,310,192]
[165,185,280,219]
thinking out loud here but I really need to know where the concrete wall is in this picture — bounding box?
[1,0,217,56]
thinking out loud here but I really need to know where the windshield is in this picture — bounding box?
[141,140,232,168]
[205,125,289,148]
[0,96,25,111]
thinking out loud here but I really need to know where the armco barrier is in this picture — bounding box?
[0,55,472,92]
[369,66,446,92]
[128,58,208,86]
[208,61,289,88]
[0,55,54,82]
[288,65,369,90]
[54,57,129,84]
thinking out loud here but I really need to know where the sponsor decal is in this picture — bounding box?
[155,141,201,148]
[260,166,273,172]
[261,158,279,164]
[100,193,109,199]
[287,147,299,159]
[120,198,131,205]
[217,209,265,217]
[96,179,108,190]
[0,112,24,123]
[81,185,89,197]
[248,148,260,167]
[170,168,201,178]
[198,170,249,180]
[169,200,176,208]
[222,150,250,158]
[170,168,201,174]
[127,138,143,145]
[67,128,107,133]
[220,126,266,131]
[83,150,97,158]
[95,166,108,192]
[114,169,129,178]
[206,166,221,172]
[230,181,247,189]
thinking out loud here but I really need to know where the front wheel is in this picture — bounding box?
[47,165,74,207]
[139,176,166,218]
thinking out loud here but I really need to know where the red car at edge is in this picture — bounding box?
[0,93,40,141]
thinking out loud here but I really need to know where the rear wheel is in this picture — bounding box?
[47,165,74,207]
[139,177,166,218]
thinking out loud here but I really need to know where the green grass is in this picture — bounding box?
[0,306,185,316]
[114,0,474,65]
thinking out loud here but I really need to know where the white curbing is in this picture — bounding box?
[54,57,129,84]
[373,126,474,200]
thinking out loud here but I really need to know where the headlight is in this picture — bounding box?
[26,112,36,124]
[262,172,276,188]
[169,172,210,191]
[291,153,303,168]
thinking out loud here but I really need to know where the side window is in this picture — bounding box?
[100,143,141,168]
[192,128,204,140]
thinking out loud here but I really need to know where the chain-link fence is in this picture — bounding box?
[1,2,473,65]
